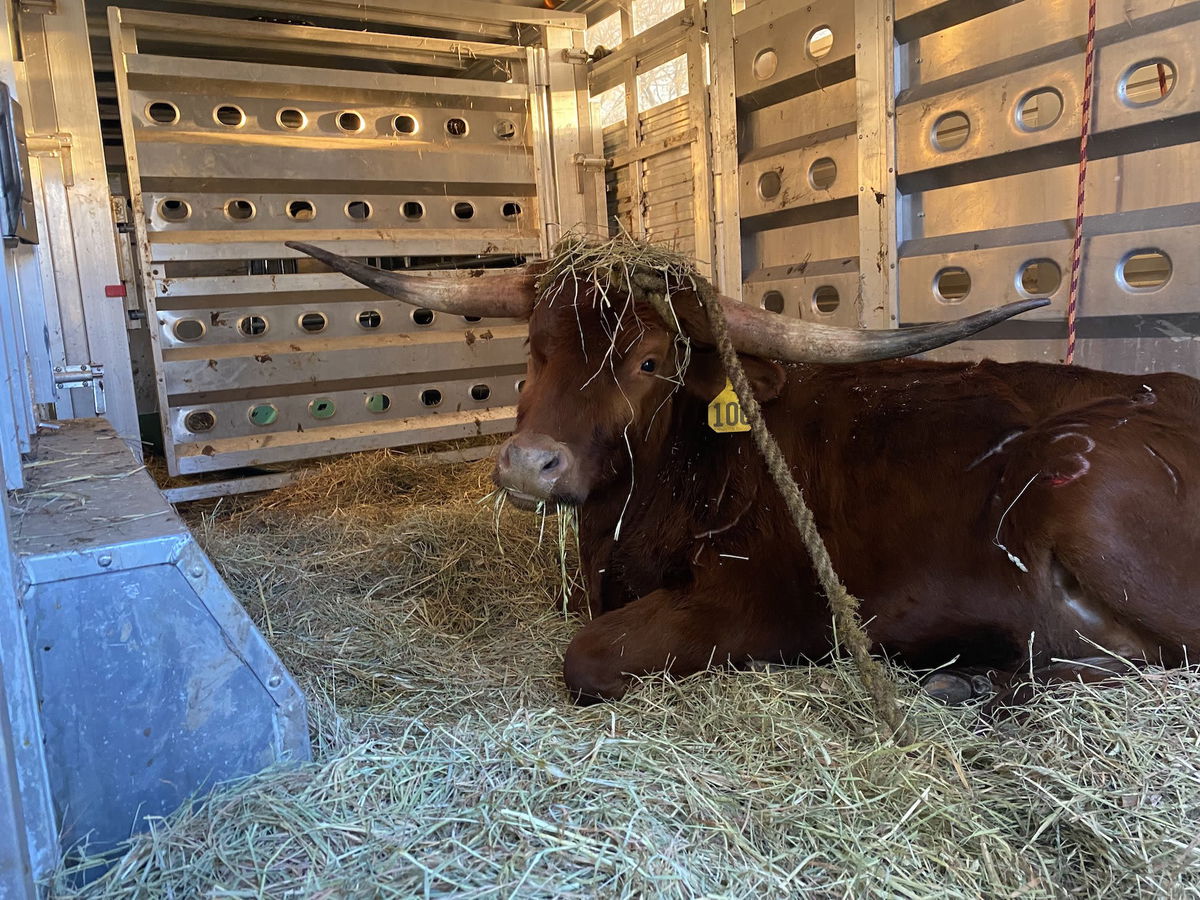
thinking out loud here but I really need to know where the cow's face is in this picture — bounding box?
[493,283,784,508]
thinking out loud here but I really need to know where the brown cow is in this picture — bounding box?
[287,240,1200,707]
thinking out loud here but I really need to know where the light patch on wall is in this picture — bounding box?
[633,0,684,34]
[637,55,689,113]
[591,84,627,129]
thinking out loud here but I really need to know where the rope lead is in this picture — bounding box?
[696,283,913,743]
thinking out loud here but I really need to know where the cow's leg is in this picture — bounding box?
[919,668,996,705]
[563,588,773,703]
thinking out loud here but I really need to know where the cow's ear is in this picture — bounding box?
[684,349,785,404]
[739,354,787,402]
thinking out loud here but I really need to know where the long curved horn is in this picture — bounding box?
[721,296,1050,363]
[285,241,538,319]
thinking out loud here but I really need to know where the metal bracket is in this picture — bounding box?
[572,153,610,170]
[560,47,590,64]
[572,153,610,197]
[19,0,56,13]
[26,132,72,186]
[53,364,105,415]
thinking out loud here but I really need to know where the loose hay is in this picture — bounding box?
[51,450,1200,898]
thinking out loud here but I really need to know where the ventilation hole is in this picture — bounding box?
[214,105,245,127]
[1120,60,1176,107]
[402,201,425,221]
[286,200,316,221]
[184,410,216,433]
[809,158,837,190]
[277,107,306,130]
[248,404,278,426]
[502,201,522,220]
[470,383,491,401]
[299,312,327,333]
[1018,259,1062,296]
[346,200,372,220]
[158,199,191,222]
[445,117,468,137]
[172,318,205,341]
[761,290,785,313]
[807,26,833,60]
[147,101,179,125]
[224,199,255,221]
[452,201,475,220]
[463,315,482,323]
[813,285,840,313]
[516,379,526,393]
[238,314,269,337]
[357,310,382,329]
[309,398,336,419]
[758,170,782,200]
[752,49,778,81]
[420,388,443,407]
[932,112,971,152]
[1119,250,1172,290]
[337,111,365,133]
[934,267,971,303]
[1016,88,1064,131]
[366,393,391,413]
[494,119,517,140]
[412,308,435,326]
[393,114,418,134]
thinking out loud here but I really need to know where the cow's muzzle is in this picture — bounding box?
[493,433,574,509]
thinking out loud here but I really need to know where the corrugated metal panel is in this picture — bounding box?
[895,0,1200,373]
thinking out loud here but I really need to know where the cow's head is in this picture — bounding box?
[287,240,1047,509]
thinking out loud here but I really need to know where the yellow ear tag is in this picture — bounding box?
[708,378,751,433]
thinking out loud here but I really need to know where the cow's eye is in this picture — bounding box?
[640,358,657,373]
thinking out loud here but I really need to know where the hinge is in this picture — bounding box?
[53,364,105,415]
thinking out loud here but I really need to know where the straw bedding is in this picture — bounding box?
[51,449,1200,898]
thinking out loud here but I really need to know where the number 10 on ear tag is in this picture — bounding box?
[708,378,751,433]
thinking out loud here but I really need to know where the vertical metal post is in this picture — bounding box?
[684,0,716,279]
[621,53,646,238]
[16,0,140,449]
[0,671,39,900]
[0,251,55,895]
[707,0,742,299]
[527,46,560,253]
[542,24,604,237]
[854,0,900,327]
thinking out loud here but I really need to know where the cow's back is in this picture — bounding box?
[766,357,1200,668]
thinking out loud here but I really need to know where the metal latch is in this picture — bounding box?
[19,0,56,13]
[53,364,105,415]
[572,153,611,171]
[27,132,72,185]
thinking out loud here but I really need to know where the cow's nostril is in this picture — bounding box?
[541,453,562,473]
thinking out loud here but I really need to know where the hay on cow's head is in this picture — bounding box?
[49,450,1200,899]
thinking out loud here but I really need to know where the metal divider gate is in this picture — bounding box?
[109,7,593,476]
[588,1,716,277]
[708,0,1199,376]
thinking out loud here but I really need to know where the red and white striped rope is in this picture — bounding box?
[1065,0,1098,365]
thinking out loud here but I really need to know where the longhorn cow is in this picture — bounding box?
[288,240,1200,706]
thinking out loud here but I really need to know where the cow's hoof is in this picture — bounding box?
[920,671,993,705]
